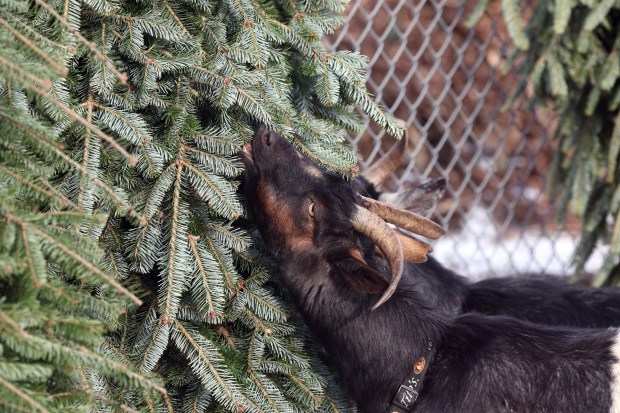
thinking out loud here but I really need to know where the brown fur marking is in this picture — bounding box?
[257,180,314,251]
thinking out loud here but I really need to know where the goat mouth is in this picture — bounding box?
[243,141,253,156]
[239,142,255,166]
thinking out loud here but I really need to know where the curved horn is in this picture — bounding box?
[360,196,445,239]
[373,232,432,264]
[361,121,408,188]
[397,232,432,263]
[351,206,403,310]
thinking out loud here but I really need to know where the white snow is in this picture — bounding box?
[431,207,608,281]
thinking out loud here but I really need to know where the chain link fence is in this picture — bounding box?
[326,0,605,280]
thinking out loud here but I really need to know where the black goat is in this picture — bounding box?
[240,126,620,413]
[354,133,620,328]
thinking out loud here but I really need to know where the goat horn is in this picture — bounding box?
[351,205,403,310]
[360,196,445,240]
[373,231,432,264]
[397,232,432,263]
[361,120,408,188]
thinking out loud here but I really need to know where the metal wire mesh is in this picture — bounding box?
[326,0,604,279]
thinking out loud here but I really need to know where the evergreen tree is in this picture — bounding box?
[471,0,620,285]
[0,0,401,411]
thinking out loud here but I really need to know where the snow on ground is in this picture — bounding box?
[431,207,608,282]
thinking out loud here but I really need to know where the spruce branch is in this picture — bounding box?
[172,319,256,412]
[77,96,97,212]
[0,309,165,395]
[485,0,620,282]
[0,52,53,89]
[0,112,142,220]
[290,134,350,172]
[20,222,46,288]
[0,375,50,413]
[32,0,128,85]
[162,0,192,38]
[203,235,239,294]
[0,166,77,210]
[0,57,138,166]
[184,161,243,220]
[1,1,401,410]
[501,0,529,50]
[0,16,68,76]
[75,365,143,413]
[188,234,225,319]
[160,161,188,324]
[3,213,143,306]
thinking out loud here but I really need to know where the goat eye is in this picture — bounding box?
[308,202,316,217]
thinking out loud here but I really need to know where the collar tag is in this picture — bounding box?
[386,340,434,413]
[392,384,419,410]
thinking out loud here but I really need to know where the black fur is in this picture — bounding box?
[377,254,620,328]
[240,127,620,412]
[463,276,620,328]
[295,273,616,412]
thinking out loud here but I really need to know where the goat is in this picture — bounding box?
[353,132,620,328]
[240,126,620,413]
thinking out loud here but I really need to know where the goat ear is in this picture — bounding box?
[378,178,446,215]
[328,249,389,294]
